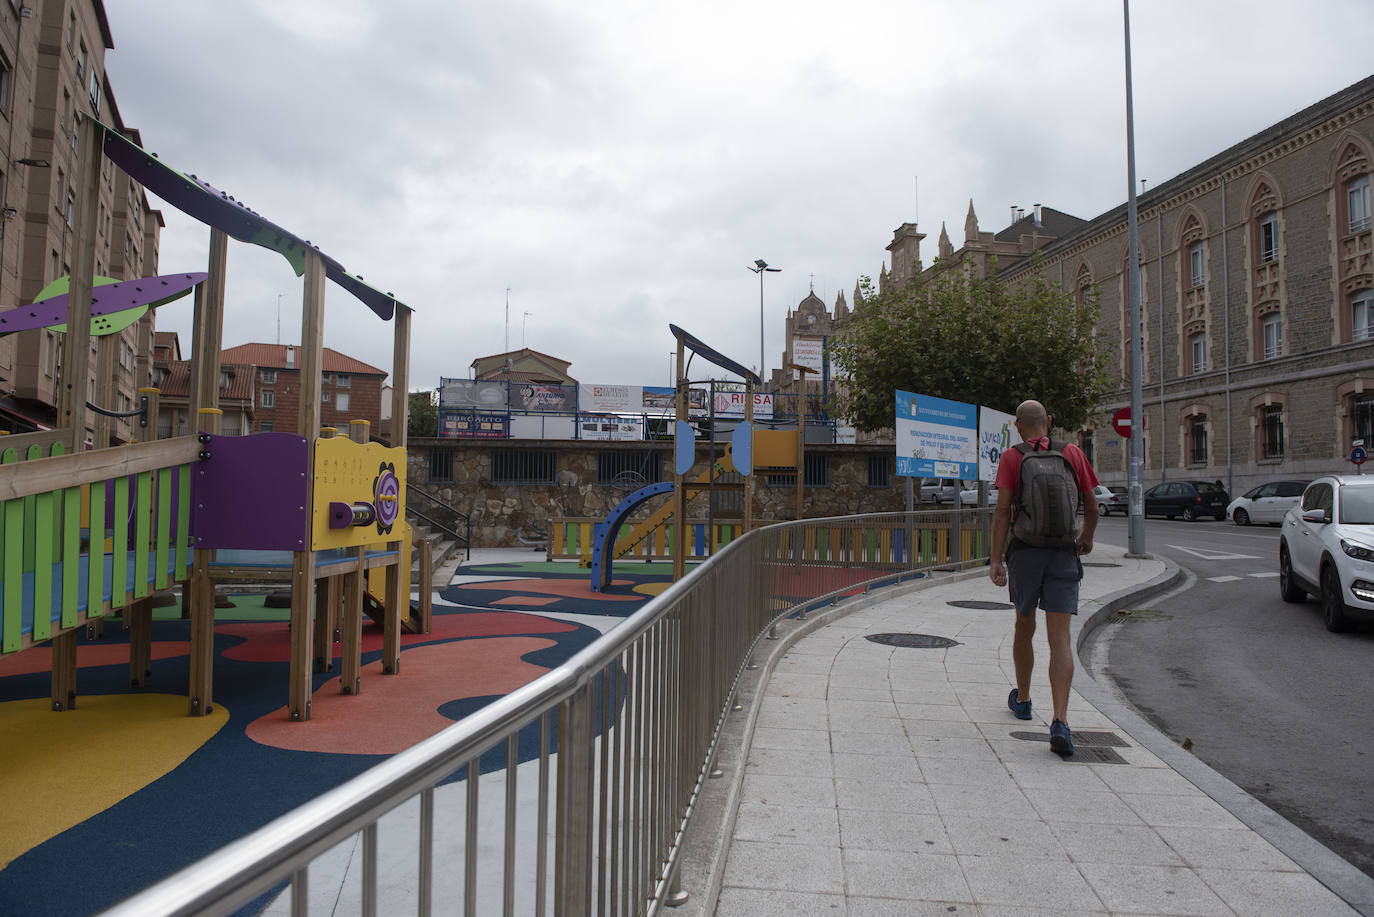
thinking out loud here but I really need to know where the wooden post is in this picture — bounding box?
[313,575,340,672]
[51,631,78,710]
[340,546,365,695]
[288,249,326,720]
[92,336,115,448]
[57,114,105,452]
[384,306,411,668]
[390,307,411,449]
[672,336,686,581]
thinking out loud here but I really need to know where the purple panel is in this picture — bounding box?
[190,433,310,551]
[0,273,209,335]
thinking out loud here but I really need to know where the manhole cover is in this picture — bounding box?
[1010,730,1129,747]
[947,600,1014,610]
[866,633,961,649]
[1113,608,1172,622]
[1082,562,1121,568]
[1068,747,1129,764]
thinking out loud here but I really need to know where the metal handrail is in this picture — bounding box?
[97,508,991,917]
[406,482,471,560]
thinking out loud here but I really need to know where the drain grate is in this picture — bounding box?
[866,633,961,649]
[947,600,1014,610]
[1082,561,1122,568]
[1009,729,1131,763]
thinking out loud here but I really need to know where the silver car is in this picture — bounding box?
[1227,480,1308,526]
[1279,475,1374,632]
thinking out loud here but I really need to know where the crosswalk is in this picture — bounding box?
[1206,571,1279,583]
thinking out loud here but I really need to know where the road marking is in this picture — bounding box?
[1166,545,1261,561]
[1207,575,1242,583]
[1249,572,1279,578]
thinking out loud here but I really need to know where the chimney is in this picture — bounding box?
[1033,203,1043,226]
[285,345,295,368]
[1010,205,1018,227]
[1016,208,1025,223]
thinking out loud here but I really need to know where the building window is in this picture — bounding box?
[321,391,330,403]
[336,374,350,388]
[1191,332,1206,374]
[1350,175,1371,233]
[804,453,830,487]
[55,168,65,204]
[64,191,75,227]
[1262,405,1284,459]
[259,421,274,432]
[491,450,556,485]
[1354,290,1374,342]
[597,450,663,485]
[1080,429,1095,467]
[429,448,455,482]
[1189,242,1204,288]
[260,369,277,383]
[335,393,349,412]
[261,390,275,408]
[1354,394,1374,447]
[1189,416,1208,465]
[866,454,893,487]
[1262,314,1282,359]
[0,51,11,116]
[1259,211,1278,263]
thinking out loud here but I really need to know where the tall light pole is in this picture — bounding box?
[748,259,780,383]
[1123,0,1147,557]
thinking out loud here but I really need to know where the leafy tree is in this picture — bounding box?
[831,261,1111,434]
[407,389,438,437]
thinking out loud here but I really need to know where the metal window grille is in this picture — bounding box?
[1263,406,1284,459]
[492,450,556,485]
[866,454,893,487]
[1190,418,1208,465]
[1354,395,1374,446]
[804,453,830,487]
[429,448,454,483]
[596,450,663,486]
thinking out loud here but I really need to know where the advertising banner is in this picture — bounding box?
[579,384,643,414]
[642,386,708,413]
[792,338,825,378]
[711,386,774,419]
[439,378,508,409]
[438,410,509,439]
[510,382,577,412]
[579,416,644,441]
[894,391,978,480]
[977,405,1020,483]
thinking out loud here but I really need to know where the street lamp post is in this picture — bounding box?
[1123,0,1147,557]
[747,259,780,382]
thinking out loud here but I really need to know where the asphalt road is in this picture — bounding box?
[1084,513,1374,880]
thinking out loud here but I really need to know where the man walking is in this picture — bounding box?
[988,400,1098,755]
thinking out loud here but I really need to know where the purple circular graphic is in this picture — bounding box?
[373,463,400,534]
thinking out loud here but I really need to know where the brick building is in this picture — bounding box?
[0,0,163,440]
[871,74,1374,496]
[221,342,387,436]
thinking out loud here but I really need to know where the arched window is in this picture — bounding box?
[1349,174,1370,233]
[1331,138,1371,344]
[1250,392,1286,461]
[1246,176,1283,362]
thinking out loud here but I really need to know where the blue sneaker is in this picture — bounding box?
[1050,719,1074,755]
[1007,688,1032,720]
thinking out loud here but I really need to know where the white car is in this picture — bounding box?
[1279,475,1374,632]
[1227,480,1308,526]
[920,480,962,504]
[1094,484,1127,515]
[958,485,997,506]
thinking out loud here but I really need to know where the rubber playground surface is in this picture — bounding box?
[0,556,871,915]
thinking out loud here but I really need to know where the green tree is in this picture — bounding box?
[831,263,1111,433]
[407,389,438,437]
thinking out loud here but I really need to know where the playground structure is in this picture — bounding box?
[0,113,418,721]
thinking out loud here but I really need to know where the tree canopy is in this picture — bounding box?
[830,263,1111,434]
[407,389,438,438]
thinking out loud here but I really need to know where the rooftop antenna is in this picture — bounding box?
[504,286,510,354]
[276,293,282,345]
[522,310,531,348]
[914,174,919,225]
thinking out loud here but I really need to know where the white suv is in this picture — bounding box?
[1279,475,1374,632]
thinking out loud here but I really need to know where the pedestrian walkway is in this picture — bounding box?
[679,542,1374,916]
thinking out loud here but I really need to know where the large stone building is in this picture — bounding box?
[872,74,1374,495]
[0,1,162,441]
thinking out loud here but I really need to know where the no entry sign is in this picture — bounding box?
[1112,407,1132,439]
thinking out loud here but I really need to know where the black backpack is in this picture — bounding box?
[1010,439,1080,549]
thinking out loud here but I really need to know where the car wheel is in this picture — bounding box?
[1278,545,1306,603]
[1180,506,1196,522]
[1321,564,1352,633]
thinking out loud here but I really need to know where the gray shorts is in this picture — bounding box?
[1007,543,1083,616]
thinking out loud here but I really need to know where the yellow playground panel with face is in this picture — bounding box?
[310,437,408,552]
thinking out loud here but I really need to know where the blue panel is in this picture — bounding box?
[675,421,695,475]
[731,421,753,474]
[589,481,675,592]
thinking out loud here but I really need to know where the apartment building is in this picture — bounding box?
[222,342,387,436]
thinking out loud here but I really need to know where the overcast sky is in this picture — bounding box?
[100,1,1374,392]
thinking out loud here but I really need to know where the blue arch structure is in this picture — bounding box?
[590,481,675,593]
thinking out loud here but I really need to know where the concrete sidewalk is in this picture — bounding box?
[679,543,1374,917]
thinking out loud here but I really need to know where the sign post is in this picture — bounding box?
[1352,440,1367,475]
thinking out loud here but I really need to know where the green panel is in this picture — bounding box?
[134,471,151,599]
[88,481,106,616]
[156,467,172,590]
[62,484,81,628]
[1,448,16,653]
[175,465,190,579]
[32,486,56,642]
[22,445,40,572]
[865,529,877,563]
[111,476,129,608]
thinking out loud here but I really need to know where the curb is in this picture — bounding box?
[1073,552,1374,916]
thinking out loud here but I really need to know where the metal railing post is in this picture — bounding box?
[554,683,595,917]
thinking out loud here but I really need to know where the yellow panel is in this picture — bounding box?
[752,429,799,468]
[310,437,409,551]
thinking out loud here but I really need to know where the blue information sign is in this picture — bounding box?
[894,391,978,480]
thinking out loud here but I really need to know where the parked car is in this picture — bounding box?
[959,485,997,506]
[1141,480,1229,521]
[1227,480,1308,526]
[920,480,963,504]
[1094,484,1128,516]
[1279,475,1374,632]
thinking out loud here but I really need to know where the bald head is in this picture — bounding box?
[1015,400,1049,436]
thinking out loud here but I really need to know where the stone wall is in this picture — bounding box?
[407,439,908,547]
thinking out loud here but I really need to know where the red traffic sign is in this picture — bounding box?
[1112,407,1132,439]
